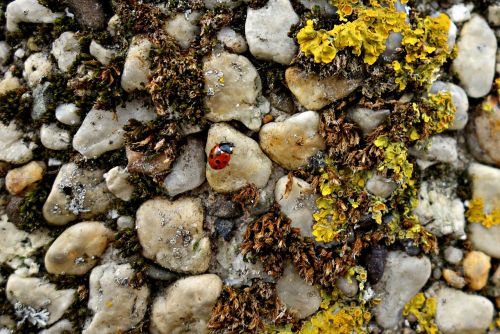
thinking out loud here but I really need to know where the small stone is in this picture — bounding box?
[260,111,325,170]
[488,4,500,26]
[0,121,35,164]
[442,269,466,289]
[163,138,206,196]
[83,263,150,334]
[116,216,134,230]
[6,274,75,326]
[23,52,52,87]
[151,274,222,334]
[0,71,21,95]
[452,15,497,98]
[435,288,494,334]
[66,0,106,30]
[204,51,269,131]
[51,32,80,72]
[285,67,361,110]
[73,99,156,158]
[463,251,491,291]
[214,218,235,241]
[430,81,469,130]
[366,174,398,199]
[446,3,473,23]
[444,246,463,265]
[126,147,174,177]
[0,42,11,65]
[347,108,390,136]
[410,136,458,167]
[5,161,45,195]
[206,123,272,193]
[40,123,71,150]
[274,175,316,237]
[121,36,152,93]
[39,320,73,334]
[165,11,201,49]
[217,27,247,53]
[44,222,113,275]
[89,40,116,66]
[276,264,321,319]
[104,166,134,201]
[42,163,114,225]
[468,96,500,166]
[31,81,52,120]
[55,103,81,126]
[245,0,299,64]
[6,0,62,32]
[374,251,431,329]
[136,198,211,274]
[335,276,359,297]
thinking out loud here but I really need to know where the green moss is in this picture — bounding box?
[0,87,31,125]
[16,175,54,233]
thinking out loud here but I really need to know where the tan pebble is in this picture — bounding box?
[5,161,45,195]
[463,250,491,290]
[442,268,466,289]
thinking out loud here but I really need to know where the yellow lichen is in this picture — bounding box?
[299,304,371,334]
[423,91,456,133]
[466,198,500,228]
[374,137,413,183]
[403,293,438,334]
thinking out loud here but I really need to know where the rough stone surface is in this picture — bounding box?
[40,123,71,150]
[0,121,35,164]
[276,264,321,319]
[23,52,52,87]
[430,81,469,130]
[366,174,398,199]
[260,111,325,170]
[5,161,45,195]
[121,36,152,93]
[217,27,247,53]
[463,250,491,291]
[452,15,497,98]
[136,198,211,273]
[55,103,81,126]
[347,108,390,136]
[374,251,431,329]
[67,0,106,30]
[204,52,269,131]
[6,0,62,32]
[0,71,20,95]
[73,99,156,159]
[44,222,113,275]
[245,0,299,64]
[469,96,500,166]
[31,81,52,121]
[83,263,150,334]
[165,11,201,49]
[89,40,116,66]
[51,32,80,72]
[285,67,361,110]
[206,123,272,193]
[151,274,222,334]
[436,288,494,334]
[104,166,134,201]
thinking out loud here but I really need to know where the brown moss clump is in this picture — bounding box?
[232,184,260,214]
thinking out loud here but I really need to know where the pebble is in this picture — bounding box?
[165,11,201,49]
[488,4,500,26]
[335,275,359,297]
[103,166,134,201]
[66,0,106,30]
[276,264,321,319]
[5,161,45,195]
[150,274,222,334]
[217,27,248,53]
[430,81,469,130]
[452,15,497,98]
[410,136,458,168]
[83,263,150,334]
[89,40,116,66]
[136,198,211,273]
[347,108,390,136]
[468,96,500,166]
[121,36,152,93]
[442,269,466,289]
[206,123,272,193]
[42,163,114,225]
[116,215,134,230]
[463,251,491,291]
[31,81,52,120]
[126,147,174,177]
[285,67,361,110]
[0,41,10,65]
[73,99,156,158]
[0,72,21,95]
[163,138,206,196]
[0,121,35,164]
[55,103,81,126]
[44,222,113,275]
[40,320,73,334]
[435,287,494,334]
[6,274,75,326]
[260,111,325,170]
[51,32,80,72]
[23,52,53,87]
[203,51,269,131]
[444,246,463,265]
[40,123,71,150]
[274,175,316,237]
[366,174,398,199]
[6,0,62,32]
[245,0,299,65]
[374,251,431,329]
[446,3,473,23]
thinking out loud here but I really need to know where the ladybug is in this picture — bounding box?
[208,142,234,170]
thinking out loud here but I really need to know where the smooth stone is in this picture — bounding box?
[23,52,52,87]
[116,216,134,230]
[285,67,361,110]
[436,288,494,334]
[347,108,390,136]
[40,124,71,150]
[121,36,152,93]
[276,264,321,319]
[469,96,500,166]
[444,246,463,265]
[216,27,247,53]
[51,32,80,72]
[55,103,81,125]
[163,138,206,196]
[374,251,431,329]
[410,135,458,166]
[430,81,469,130]
[66,0,106,30]
[83,263,150,334]
[73,99,156,158]
[469,224,500,259]
[6,0,62,32]
[104,166,134,201]
[42,163,113,225]
[89,40,116,66]
[366,174,398,199]
[136,198,211,273]
[39,320,73,334]
[0,121,35,164]
[5,161,45,195]
[463,250,491,291]
[44,222,113,275]
[447,3,473,23]
[452,15,497,98]
[260,111,325,170]
[442,269,466,289]
[165,11,201,49]
[468,162,500,210]
[150,274,222,334]
[336,275,359,297]
[274,175,316,237]
[203,51,269,131]
[6,274,75,326]
[245,0,299,65]
[206,123,272,193]
[488,4,500,26]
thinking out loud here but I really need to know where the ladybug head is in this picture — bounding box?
[218,142,234,154]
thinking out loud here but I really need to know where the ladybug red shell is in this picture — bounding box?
[208,142,234,170]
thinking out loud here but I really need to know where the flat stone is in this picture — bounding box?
[5,161,45,195]
[463,250,491,290]
[136,198,211,274]
[260,111,325,170]
[165,11,201,49]
[121,36,152,93]
[40,123,71,150]
[0,121,35,164]
[104,166,134,201]
[44,222,114,275]
[51,32,80,72]
[285,67,361,110]
[6,0,62,32]
[150,274,222,334]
